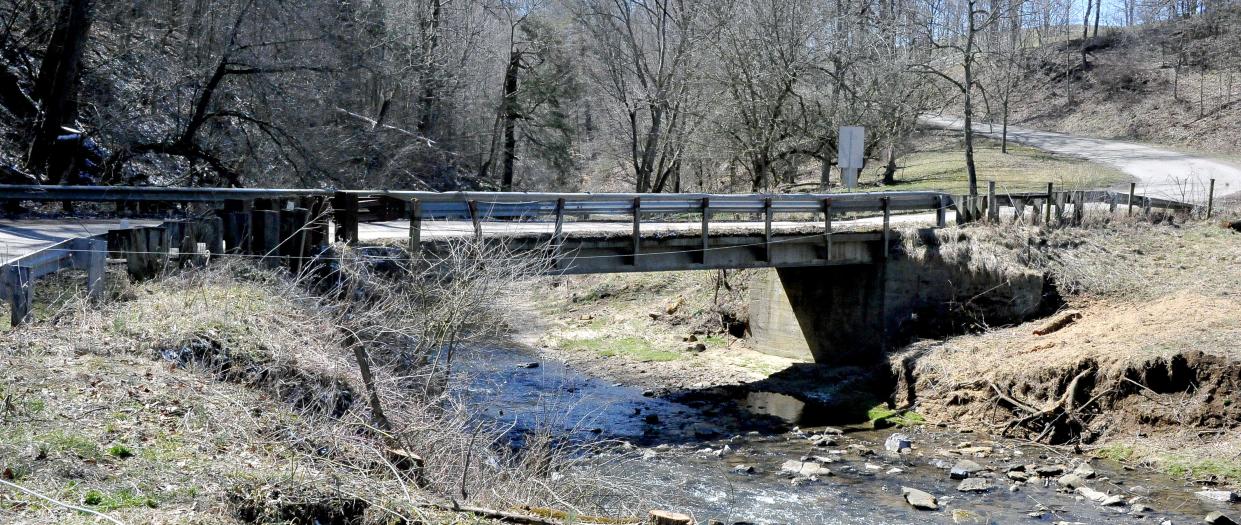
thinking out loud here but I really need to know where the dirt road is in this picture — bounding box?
[923,115,1241,200]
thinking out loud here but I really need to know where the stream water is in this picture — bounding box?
[460,345,1233,524]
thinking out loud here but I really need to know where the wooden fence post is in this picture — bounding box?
[935,195,946,228]
[84,238,106,301]
[7,265,32,327]
[1127,182,1137,217]
[1045,183,1054,224]
[1207,178,1216,219]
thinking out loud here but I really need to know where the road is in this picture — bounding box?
[922,115,1241,200]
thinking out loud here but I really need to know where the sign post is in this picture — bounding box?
[838,126,865,190]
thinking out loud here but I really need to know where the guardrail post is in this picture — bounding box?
[408,199,422,258]
[281,207,310,273]
[6,265,32,327]
[252,210,281,267]
[1013,197,1025,223]
[1031,200,1042,226]
[467,200,482,240]
[1073,191,1085,225]
[629,197,641,266]
[934,195,946,228]
[698,198,709,265]
[881,197,891,259]
[823,198,834,260]
[987,181,997,222]
[762,197,773,263]
[333,192,359,244]
[84,239,106,301]
[552,198,565,259]
[1207,178,1216,219]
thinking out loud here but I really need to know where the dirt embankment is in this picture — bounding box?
[892,215,1241,483]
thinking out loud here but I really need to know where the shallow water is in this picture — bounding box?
[460,345,1233,524]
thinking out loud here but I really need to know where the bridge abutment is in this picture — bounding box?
[749,254,1045,365]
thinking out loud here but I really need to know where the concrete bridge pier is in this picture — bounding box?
[749,257,1045,365]
[749,265,893,366]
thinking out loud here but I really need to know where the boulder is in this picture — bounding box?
[1197,490,1241,503]
[901,486,939,510]
[1035,464,1067,476]
[950,459,986,480]
[649,510,694,525]
[885,433,913,453]
[810,435,838,447]
[1057,473,1085,490]
[1007,471,1030,482]
[1206,512,1238,525]
[952,509,986,524]
[1072,462,1097,479]
[957,478,993,492]
[781,460,832,478]
[731,464,755,474]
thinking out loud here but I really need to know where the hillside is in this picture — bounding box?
[1009,8,1241,156]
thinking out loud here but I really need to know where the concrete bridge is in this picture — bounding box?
[0,184,1197,365]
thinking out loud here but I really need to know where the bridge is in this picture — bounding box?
[0,184,1199,364]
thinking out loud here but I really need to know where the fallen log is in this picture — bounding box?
[1033,310,1082,336]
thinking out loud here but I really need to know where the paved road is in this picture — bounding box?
[0,219,162,265]
[922,115,1241,200]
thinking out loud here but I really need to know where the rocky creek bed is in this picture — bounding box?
[460,344,1241,525]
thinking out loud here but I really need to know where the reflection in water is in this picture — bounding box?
[742,391,805,423]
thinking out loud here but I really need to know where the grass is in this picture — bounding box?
[865,134,1133,194]
[82,488,159,511]
[866,404,925,428]
[559,336,681,362]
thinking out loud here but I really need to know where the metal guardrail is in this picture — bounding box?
[0,184,329,203]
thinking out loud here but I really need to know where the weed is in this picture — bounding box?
[38,431,100,459]
[82,488,158,511]
[107,443,134,459]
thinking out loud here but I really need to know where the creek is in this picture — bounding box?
[460,344,1231,525]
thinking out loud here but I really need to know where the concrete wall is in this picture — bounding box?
[748,255,1044,365]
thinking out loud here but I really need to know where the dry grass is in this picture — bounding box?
[0,243,652,524]
[863,132,1133,194]
[532,270,795,390]
[893,212,1241,483]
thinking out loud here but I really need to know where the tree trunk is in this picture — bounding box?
[1001,97,1010,153]
[500,50,520,192]
[1093,0,1101,38]
[964,0,980,196]
[416,0,442,137]
[27,0,95,182]
[882,143,897,185]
